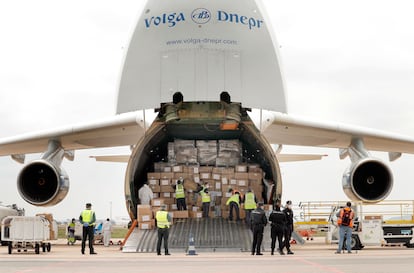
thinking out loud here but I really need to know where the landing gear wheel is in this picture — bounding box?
[8,242,12,254]
[47,243,51,252]
[42,243,46,252]
[35,243,40,254]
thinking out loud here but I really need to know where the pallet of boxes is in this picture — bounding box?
[138,139,265,228]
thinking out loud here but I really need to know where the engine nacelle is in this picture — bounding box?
[17,159,69,206]
[342,158,393,203]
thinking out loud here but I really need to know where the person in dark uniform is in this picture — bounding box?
[269,202,287,255]
[283,200,294,255]
[250,202,267,255]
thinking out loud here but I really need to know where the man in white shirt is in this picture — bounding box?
[138,181,154,205]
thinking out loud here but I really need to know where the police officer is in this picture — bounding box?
[250,202,267,255]
[79,203,97,255]
[269,202,287,255]
[283,200,294,255]
[155,204,172,255]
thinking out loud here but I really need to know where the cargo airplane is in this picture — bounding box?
[1,0,414,221]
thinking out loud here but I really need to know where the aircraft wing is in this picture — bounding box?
[0,111,145,157]
[262,112,414,157]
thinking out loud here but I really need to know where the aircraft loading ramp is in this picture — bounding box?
[122,218,260,253]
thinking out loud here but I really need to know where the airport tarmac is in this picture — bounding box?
[1,238,414,273]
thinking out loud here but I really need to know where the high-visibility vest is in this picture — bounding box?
[244,192,256,210]
[200,191,211,203]
[175,183,185,199]
[81,209,95,226]
[156,211,170,228]
[226,194,240,206]
[337,207,354,227]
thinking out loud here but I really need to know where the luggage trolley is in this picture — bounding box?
[1,216,55,254]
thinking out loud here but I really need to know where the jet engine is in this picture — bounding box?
[17,159,69,206]
[342,157,393,203]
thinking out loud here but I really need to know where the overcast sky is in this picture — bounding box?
[1,0,414,222]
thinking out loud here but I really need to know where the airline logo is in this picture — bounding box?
[191,8,211,24]
[144,8,263,30]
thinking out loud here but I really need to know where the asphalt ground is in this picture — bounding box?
[1,238,414,273]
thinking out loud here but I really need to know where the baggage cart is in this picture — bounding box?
[1,216,56,254]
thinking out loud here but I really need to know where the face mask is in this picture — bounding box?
[287,205,292,209]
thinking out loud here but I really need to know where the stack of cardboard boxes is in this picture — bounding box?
[137,139,266,230]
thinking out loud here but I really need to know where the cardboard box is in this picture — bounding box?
[139,214,153,222]
[172,165,184,173]
[160,172,174,179]
[160,185,175,193]
[173,210,189,218]
[148,179,159,185]
[147,172,161,180]
[200,172,211,179]
[162,192,172,198]
[235,172,249,179]
[139,221,154,230]
[248,172,263,180]
[235,165,247,172]
[151,198,165,207]
[160,179,171,186]
[149,184,161,192]
[189,211,203,218]
[137,205,152,217]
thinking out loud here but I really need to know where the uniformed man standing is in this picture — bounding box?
[155,204,172,255]
[250,202,267,255]
[283,200,295,255]
[79,203,97,255]
[269,202,286,255]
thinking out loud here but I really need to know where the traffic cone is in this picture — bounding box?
[187,233,198,255]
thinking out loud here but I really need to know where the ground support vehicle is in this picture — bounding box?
[0,204,24,245]
[1,215,57,254]
[326,200,414,250]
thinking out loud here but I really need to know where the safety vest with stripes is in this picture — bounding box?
[175,183,185,199]
[244,192,256,210]
[226,194,240,206]
[200,191,211,203]
[156,211,170,228]
[81,209,95,226]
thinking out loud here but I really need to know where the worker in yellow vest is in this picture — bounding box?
[226,189,241,221]
[79,203,97,255]
[173,178,187,210]
[200,187,211,218]
[156,204,172,255]
[244,188,257,227]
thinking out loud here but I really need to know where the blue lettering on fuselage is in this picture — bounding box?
[217,10,263,30]
[145,12,185,28]
[144,10,263,30]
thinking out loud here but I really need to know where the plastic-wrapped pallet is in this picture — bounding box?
[196,140,217,165]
